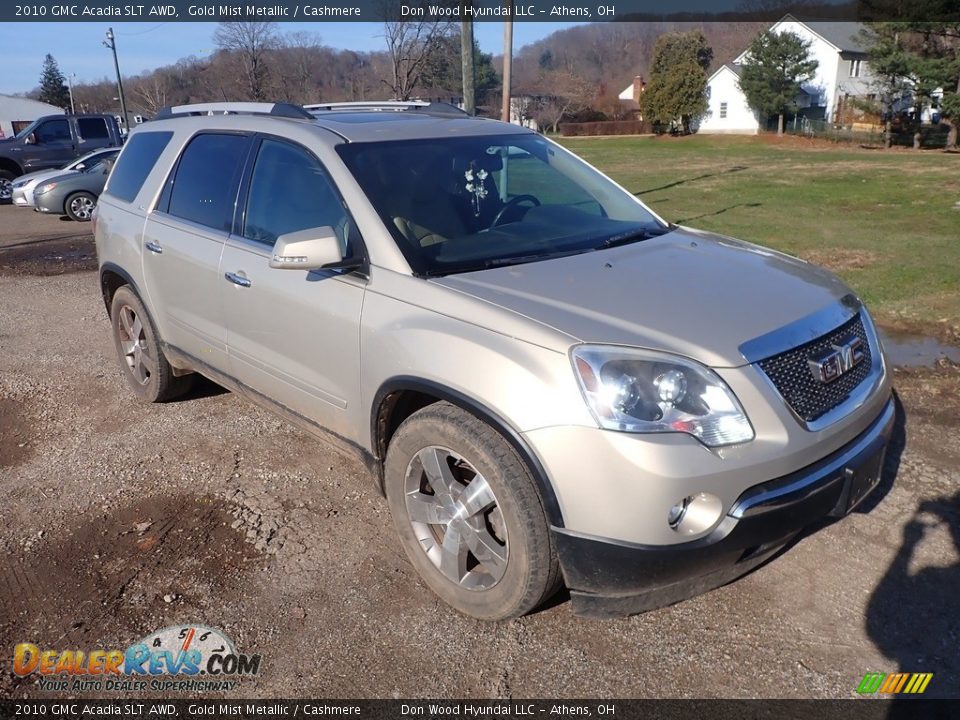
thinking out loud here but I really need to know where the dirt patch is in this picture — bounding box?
[0,495,261,696]
[801,248,881,272]
[0,398,33,468]
[0,234,96,276]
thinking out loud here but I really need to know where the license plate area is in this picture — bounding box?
[841,444,885,514]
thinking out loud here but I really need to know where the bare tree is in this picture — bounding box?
[131,72,171,116]
[212,21,279,100]
[381,17,455,100]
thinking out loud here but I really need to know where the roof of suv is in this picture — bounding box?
[311,111,531,143]
[150,101,532,144]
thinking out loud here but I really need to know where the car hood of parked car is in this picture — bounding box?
[430,226,853,368]
[15,168,79,187]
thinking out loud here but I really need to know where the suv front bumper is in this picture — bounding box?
[552,395,895,618]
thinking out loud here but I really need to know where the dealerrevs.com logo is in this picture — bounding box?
[13,626,261,693]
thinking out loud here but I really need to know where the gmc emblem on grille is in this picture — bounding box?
[808,336,865,383]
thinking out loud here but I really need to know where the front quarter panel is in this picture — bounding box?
[360,269,595,452]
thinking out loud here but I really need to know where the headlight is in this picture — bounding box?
[35,182,57,195]
[571,345,754,447]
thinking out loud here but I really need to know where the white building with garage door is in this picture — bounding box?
[0,94,65,139]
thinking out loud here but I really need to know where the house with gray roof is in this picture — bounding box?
[698,15,872,134]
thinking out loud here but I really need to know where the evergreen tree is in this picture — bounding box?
[640,31,712,135]
[38,54,70,111]
[738,31,818,135]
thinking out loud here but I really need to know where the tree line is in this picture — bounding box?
[28,20,959,149]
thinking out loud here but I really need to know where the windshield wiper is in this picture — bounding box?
[600,226,669,249]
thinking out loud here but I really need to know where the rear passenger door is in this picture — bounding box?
[220,136,365,439]
[141,132,252,372]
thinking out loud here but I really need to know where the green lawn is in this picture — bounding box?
[559,135,960,335]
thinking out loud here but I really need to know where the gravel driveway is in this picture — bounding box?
[1,206,958,699]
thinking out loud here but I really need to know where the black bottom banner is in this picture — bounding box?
[0,700,957,720]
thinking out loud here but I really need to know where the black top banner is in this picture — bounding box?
[2,0,959,23]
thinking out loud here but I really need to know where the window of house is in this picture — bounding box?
[167,133,249,232]
[720,102,728,119]
[849,59,862,77]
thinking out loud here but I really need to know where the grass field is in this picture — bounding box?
[559,135,960,338]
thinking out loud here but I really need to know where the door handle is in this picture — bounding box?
[224,271,251,288]
[144,241,163,254]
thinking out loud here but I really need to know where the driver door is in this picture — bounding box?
[21,118,76,171]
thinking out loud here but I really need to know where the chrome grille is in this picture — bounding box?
[757,314,872,423]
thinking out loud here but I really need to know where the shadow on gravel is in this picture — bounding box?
[178,375,230,401]
[866,497,960,701]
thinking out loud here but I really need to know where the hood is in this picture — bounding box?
[14,168,78,186]
[430,227,852,368]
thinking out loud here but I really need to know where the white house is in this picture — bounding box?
[697,16,872,134]
[0,94,65,139]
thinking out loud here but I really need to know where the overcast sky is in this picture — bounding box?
[0,21,586,95]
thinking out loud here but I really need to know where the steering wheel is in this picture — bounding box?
[490,194,541,228]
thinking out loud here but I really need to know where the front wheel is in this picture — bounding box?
[0,170,15,204]
[385,402,560,620]
[64,191,96,221]
[110,286,192,403]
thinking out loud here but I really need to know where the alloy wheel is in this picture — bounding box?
[403,446,509,591]
[117,305,156,386]
[70,195,95,220]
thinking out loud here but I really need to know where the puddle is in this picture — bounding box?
[0,235,96,276]
[879,330,960,368]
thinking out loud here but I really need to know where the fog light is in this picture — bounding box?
[667,498,690,528]
[668,492,723,535]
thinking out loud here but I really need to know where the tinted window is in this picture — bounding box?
[244,139,349,250]
[35,119,70,143]
[105,131,173,203]
[77,117,109,140]
[168,133,249,232]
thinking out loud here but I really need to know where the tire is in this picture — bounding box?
[385,402,561,620]
[0,169,14,204]
[64,191,97,222]
[110,286,192,403]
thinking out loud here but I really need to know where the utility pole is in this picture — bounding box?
[461,10,476,115]
[501,1,513,123]
[103,28,128,133]
[68,72,76,115]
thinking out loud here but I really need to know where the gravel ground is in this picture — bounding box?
[0,206,958,699]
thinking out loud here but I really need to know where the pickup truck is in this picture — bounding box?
[0,114,123,202]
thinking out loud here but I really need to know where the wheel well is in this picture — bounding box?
[100,269,127,316]
[375,389,439,467]
[371,381,565,527]
[0,157,23,178]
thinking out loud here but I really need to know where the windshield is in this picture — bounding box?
[337,134,667,276]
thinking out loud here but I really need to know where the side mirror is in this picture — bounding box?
[269,226,344,270]
[75,163,86,170]
[25,133,36,145]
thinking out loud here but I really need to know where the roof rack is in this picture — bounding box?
[153,102,313,120]
[304,101,468,117]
